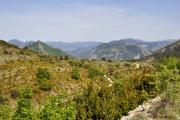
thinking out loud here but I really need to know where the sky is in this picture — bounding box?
[0,0,180,42]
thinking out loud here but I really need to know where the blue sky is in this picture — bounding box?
[0,0,180,42]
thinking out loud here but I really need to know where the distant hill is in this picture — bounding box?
[9,40,102,57]
[46,41,102,56]
[8,38,175,60]
[9,39,33,48]
[142,40,180,60]
[79,38,175,60]
[26,41,68,57]
[46,41,102,52]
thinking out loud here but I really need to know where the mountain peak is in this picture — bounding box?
[26,41,68,57]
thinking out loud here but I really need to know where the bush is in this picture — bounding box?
[39,94,76,120]
[76,83,121,119]
[59,56,63,60]
[71,68,80,80]
[64,55,69,60]
[37,68,51,80]
[108,59,112,62]
[101,57,106,61]
[22,87,33,99]
[69,60,82,67]
[13,87,33,120]
[0,105,13,120]
[160,57,178,69]
[36,68,53,91]
[87,66,104,79]
[38,81,53,91]
[177,61,180,69]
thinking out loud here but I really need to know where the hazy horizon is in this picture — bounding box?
[0,0,180,42]
[5,38,178,43]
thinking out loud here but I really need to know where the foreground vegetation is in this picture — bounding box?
[0,40,179,119]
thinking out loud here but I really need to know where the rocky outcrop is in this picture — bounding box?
[121,96,162,120]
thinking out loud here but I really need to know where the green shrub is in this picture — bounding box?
[69,60,82,67]
[36,68,53,91]
[22,87,33,99]
[160,57,178,69]
[76,83,122,119]
[39,94,76,120]
[38,81,53,91]
[87,66,104,79]
[71,68,80,80]
[138,90,149,104]
[0,105,13,120]
[37,68,51,80]
[177,61,180,69]
[13,87,33,120]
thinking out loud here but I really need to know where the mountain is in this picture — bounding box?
[143,40,180,60]
[80,39,151,60]
[9,39,33,48]
[46,41,102,56]
[26,40,68,57]
[8,39,175,60]
[9,39,102,57]
[78,38,175,60]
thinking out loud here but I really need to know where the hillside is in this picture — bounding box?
[0,40,152,108]
[142,40,180,60]
[79,39,174,60]
[0,40,179,120]
[26,40,68,57]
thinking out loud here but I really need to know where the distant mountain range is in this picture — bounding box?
[8,38,176,60]
[9,39,33,48]
[46,41,102,52]
[8,39,102,56]
[46,41,102,56]
[26,41,67,57]
[77,38,176,60]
